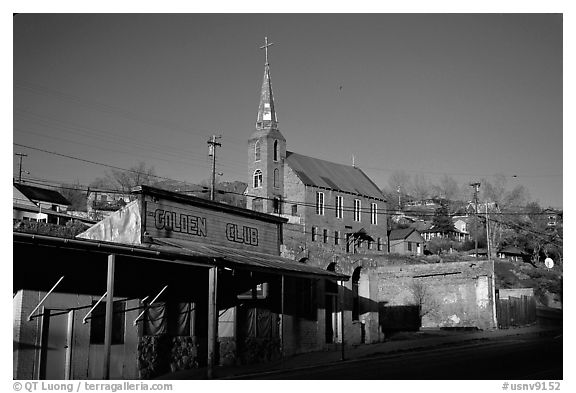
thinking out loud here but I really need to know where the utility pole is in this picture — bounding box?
[207,135,222,201]
[470,182,481,260]
[15,153,27,183]
[485,202,491,260]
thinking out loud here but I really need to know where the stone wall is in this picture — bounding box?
[138,335,200,379]
[377,260,496,331]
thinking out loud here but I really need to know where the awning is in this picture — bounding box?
[14,232,348,282]
[153,238,348,281]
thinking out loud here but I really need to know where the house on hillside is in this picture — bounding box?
[87,190,135,221]
[13,182,71,225]
[498,246,529,262]
[388,228,425,256]
[421,226,469,242]
[452,216,469,234]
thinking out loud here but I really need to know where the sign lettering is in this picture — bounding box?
[154,209,207,237]
[226,223,259,246]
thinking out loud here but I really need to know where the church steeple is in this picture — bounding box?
[247,37,286,215]
[256,37,278,130]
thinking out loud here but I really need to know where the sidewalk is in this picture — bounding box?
[158,324,560,380]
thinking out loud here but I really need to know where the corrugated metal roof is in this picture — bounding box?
[285,151,385,200]
[156,238,348,280]
[14,183,71,206]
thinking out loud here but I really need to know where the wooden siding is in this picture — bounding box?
[143,196,280,254]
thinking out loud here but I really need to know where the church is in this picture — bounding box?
[245,38,390,346]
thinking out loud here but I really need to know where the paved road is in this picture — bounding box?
[236,334,562,380]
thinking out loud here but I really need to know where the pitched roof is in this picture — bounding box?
[388,228,416,241]
[499,246,528,256]
[13,183,70,206]
[285,151,385,200]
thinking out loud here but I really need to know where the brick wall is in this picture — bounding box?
[247,130,286,214]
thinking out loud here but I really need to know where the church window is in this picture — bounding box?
[377,237,383,251]
[354,199,361,222]
[334,231,340,245]
[316,192,325,215]
[255,141,261,161]
[273,140,279,161]
[273,168,279,188]
[253,170,263,188]
[346,233,352,253]
[291,204,298,216]
[335,196,343,219]
[311,227,318,242]
[370,203,378,225]
[323,229,328,243]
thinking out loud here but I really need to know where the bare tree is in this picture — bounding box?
[388,170,412,196]
[409,280,439,318]
[59,181,87,211]
[412,174,430,202]
[91,162,157,193]
[433,174,461,201]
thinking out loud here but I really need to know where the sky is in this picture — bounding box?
[12,13,564,208]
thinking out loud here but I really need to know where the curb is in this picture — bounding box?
[218,336,492,379]
[218,327,560,379]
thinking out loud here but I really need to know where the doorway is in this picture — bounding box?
[40,309,73,380]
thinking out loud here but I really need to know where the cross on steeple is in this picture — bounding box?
[260,36,274,65]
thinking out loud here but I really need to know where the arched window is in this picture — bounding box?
[273,168,279,188]
[273,140,279,161]
[255,140,261,161]
[253,169,263,188]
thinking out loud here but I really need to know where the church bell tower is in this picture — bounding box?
[247,37,286,214]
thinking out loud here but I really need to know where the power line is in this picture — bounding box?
[17,173,562,221]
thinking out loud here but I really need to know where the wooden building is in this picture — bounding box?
[388,228,425,256]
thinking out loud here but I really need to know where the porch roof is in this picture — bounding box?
[152,238,348,280]
[13,232,348,281]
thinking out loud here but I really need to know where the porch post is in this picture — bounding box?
[103,254,116,380]
[64,310,74,380]
[339,280,345,361]
[280,274,285,360]
[207,267,218,378]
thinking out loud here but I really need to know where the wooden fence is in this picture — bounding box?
[496,295,537,329]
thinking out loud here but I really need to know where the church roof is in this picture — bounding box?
[285,151,385,201]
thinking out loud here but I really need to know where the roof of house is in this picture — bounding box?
[285,151,385,200]
[13,183,71,206]
[498,246,528,256]
[421,226,463,234]
[388,228,419,241]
